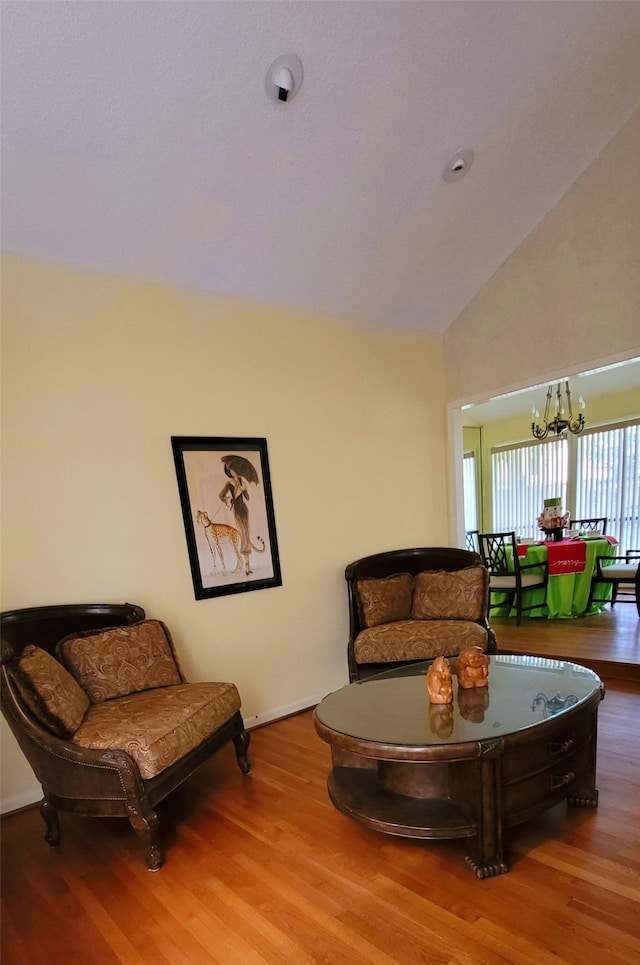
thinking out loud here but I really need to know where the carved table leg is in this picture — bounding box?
[127,806,162,871]
[465,744,508,879]
[567,767,599,808]
[568,787,599,808]
[568,712,599,808]
[40,795,60,847]
[234,729,251,774]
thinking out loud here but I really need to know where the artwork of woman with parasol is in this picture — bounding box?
[172,435,281,600]
[218,454,263,575]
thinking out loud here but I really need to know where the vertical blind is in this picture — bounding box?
[576,422,640,549]
[491,420,639,547]
[492,438,567,537]
[463,451,478,531]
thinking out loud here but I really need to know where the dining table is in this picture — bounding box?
[491,536,617,620]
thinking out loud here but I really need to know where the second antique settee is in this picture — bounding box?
[346,546,496,681]
[1,602,251,870]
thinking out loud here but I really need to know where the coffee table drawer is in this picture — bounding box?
[501,710,595,784]
[502,738,593,822]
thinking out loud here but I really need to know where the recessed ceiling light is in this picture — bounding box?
[442,149,474,183]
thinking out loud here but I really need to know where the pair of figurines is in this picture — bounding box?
[426,646,489,704]
[427,647,490,737]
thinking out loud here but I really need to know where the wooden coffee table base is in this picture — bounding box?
[316,692,602,878]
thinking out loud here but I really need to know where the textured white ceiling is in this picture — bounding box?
[2,1,640,332]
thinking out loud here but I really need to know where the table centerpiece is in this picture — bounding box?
[537,500,570,542]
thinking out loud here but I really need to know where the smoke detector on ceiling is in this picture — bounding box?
[442,149,474,183]
[265,54,303,104]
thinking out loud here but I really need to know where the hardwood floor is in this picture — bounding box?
[492,602,640,683]
[2,609,639,964]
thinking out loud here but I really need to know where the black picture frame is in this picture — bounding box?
[171,436,282,600]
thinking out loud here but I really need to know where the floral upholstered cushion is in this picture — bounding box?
[57,620,183,704]
[353,620,489,665]
[411,566,488,622]
[11,645,90,738]
[72,681,241,779]
[355,573,414,628]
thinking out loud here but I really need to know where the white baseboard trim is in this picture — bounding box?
[1,693,327,814]
[244,693,325,730]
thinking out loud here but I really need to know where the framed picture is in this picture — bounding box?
[171,436,282,600]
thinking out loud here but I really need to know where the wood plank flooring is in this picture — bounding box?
[2,609,639,964]
[492,602,640,683]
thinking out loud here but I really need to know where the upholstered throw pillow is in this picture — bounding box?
[411,566,488,622]
[355,573,414,629]
[11,645,90,738]
[57,619,182,704]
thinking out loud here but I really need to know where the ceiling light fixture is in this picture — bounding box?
[531,380,586,440]
[442,148,474,183]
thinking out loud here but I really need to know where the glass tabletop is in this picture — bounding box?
[315,655,602,747]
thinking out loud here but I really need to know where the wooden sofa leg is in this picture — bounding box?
[40,795,60,847]
[127,805,162,871]
[233,729,251,775]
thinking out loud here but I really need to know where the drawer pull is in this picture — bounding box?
[551,771,574,791]
[550,738,574,756]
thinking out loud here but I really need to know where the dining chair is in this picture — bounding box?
[465,529,479,553]
[478,532,549,625]
[572,517,607,534]
[587,550,640,617]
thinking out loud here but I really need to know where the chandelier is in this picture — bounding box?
[531,380,585,440]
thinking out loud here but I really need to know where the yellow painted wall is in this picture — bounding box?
[0,253,447,810]
[443,108,640,406]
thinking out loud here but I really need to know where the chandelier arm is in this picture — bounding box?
[565,380,574,420]
[568,414,585,435]
[532,422,549,440]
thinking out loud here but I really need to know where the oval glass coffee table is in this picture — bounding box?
[314,655,603,878]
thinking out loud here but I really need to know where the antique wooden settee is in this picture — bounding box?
[346,547,497,681]
[0,602,251,870]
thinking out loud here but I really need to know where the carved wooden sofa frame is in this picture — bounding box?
[346,547,497,681]
[1,603,251,870]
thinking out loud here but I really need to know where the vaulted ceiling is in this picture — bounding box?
[2,1,640,334]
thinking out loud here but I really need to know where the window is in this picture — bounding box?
[492,438,567,537]
[491,420,639,548]
[463,450,478,531]
[575,422,640,549]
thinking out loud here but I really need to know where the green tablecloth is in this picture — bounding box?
[491,538,616,620]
